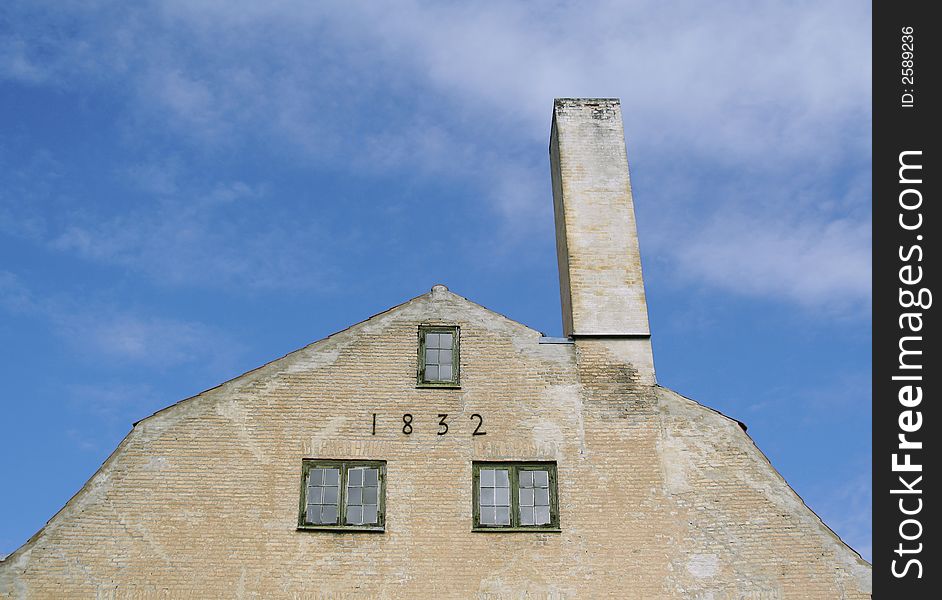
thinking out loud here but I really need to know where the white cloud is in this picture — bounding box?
[0,0,871,312]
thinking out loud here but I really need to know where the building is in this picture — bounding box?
[0,99,871,599]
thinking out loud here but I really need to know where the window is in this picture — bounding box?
[298,460,386,531]
[472,462,560,531]
[417,325,460,387]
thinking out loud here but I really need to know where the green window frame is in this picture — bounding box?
[472,462,560,532]
[417,325,460,388]
[297,460,386,532]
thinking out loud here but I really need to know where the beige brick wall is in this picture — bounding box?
[0,287,870,599]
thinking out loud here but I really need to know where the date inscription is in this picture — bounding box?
[371,413,487,436]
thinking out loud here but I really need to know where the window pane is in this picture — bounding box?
[346,506,362,524]
[309,468,324,485]
[439,349,452,365]
[439,333,452,349]
[425,365,439,380]
[348,469,363,486]
[480,507,495,525]
[307,486,323,504]
[425,348,439,365]
[321,505,338,524]
[520,507,534,525]
[519,471,533,487]
[363,486,378,504]
[439,364,453,381]
[495,487,510,506]
[535,506,551,525]
[362,504,378,524]
[426,333,439,348]
[495,470,510,487]
[480,488,495,506]
[535,488,550,506]
[519,488,534,506]
[533,470,549,487]
[364,469,378,486]
[324,468,340,485]
[480,469,495,487]
[348,487,362,505]
[495,506,510,525]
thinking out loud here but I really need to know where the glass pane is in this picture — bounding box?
[535,488,550,506]
[306,504,318,524]
[364,469,378,486]
[535,506,551,525]
[346,506,362,524]
[308,486,323,504]
[534,470,549,487]
[480,488,494,506]
[439,364,453,381]
[348,469,363,486]
[479,507,495,525]
[496,506,510,525]
[495,470,510,487]
[348,487,362,505]
[439,333,452,349]
[324,469,339,485]
[425,333,439,348]
[309,468,324,485]
[425,365,439,380]
[425,348,439,365]
[519,489,534,506]
[519,471,533,487]
[362,504,378,524]
[520,507,534,525]
[363,486,378,504]
[495,488,510,506]
[322,486,338,504]
[321,505,338,524]
[480,469,495,487]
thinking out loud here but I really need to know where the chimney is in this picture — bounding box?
[550,98,655,382]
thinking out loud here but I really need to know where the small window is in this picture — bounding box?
[417,325,460,387]
[298,460,386,531]
[472,462,560,531]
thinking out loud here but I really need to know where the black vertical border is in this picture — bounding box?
[873,1,938,596]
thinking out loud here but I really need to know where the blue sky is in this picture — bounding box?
[1,1,871,559]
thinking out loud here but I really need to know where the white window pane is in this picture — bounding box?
[425,365,439,380]
[495,487,510,506]
[309,468,324,485]
[535,506,551,525]
[306,505,318,524]
[439,349,452,365]
[364,469,378,486]
[519,471,533,488]
[520,507,534,525]
[321,505,338,524]
[480,469,495,487]
[480,507,495,525]
[439,333,452,349]
[519,489,534,506]
[495,470,510,487]
[346,506,362,524]
[323,487,338,505]
[534,470,549,487]
[480,488,495,506]
[363,486,377,504]
[535,488,550,506]
[496,506,510,525]
[308,487,323,504]
[426,333,439,348]
[425,348,439,365]
[348,487,362,505]
[324,469,340,485]
[439,364,453,381]
[348,469,363,486]
[362,504,378,524]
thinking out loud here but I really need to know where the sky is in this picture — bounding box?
[1,1,871,560]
